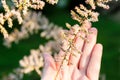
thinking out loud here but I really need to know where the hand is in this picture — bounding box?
[41,22,103,80]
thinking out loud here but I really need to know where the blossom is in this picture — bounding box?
[0,0,59,38]
[3,11,62,48]
[19,49,43,76]
[1,68,23,80]
[86,0,112,9]
[71,4,99,24]
[46,0,58,5]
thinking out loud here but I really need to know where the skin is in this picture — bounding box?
[41,22,103,80]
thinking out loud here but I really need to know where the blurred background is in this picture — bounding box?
[0,0,120,80]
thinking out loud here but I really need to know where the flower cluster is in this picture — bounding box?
[71,0,112,25]
[46,0,58,5]
[1,68,23,80]
[71,4,99,24]
[54,21,91,79]
[86,0,112,9]
[0,0,23,38]
[0,0,59,38]
[3,11,62,48]
[19,49,44,76]
[3,11,43,47]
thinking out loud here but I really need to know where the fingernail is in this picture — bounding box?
[89,28,97,34]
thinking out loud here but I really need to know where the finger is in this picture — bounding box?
[69,21,91,67]
[61,66,71,80]
[43,53,56,70]
[82,20,92,29]
[72,67,82,80]
[69,31,86,67]
[79,28,97,71]
[87,44,103,80]
[41,53,57,80]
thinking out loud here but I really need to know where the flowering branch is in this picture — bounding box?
[0,0,59,38]
[3,11,62,48]
[71,0,112,25]
[54,0,112,79]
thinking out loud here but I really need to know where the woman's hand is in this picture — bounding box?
[41,22,103,80]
